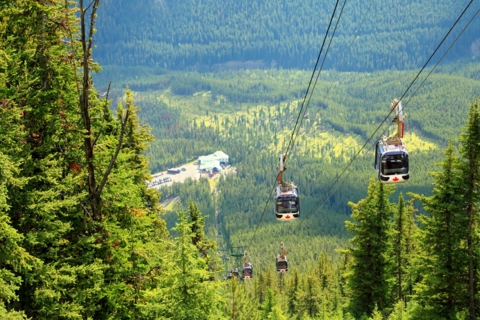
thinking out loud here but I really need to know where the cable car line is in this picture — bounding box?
[247,179,277,249]
[289,0,348,157]
[284,1,477,242]
[284,0,341,161]
[233,0,475,280]
[244,0,343,250]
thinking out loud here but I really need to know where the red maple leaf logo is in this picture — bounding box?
[285,215,290,219]
[393,177,399,182]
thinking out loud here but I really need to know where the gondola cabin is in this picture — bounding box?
[274,186,300,221]
[227,272,232,280]
[232,268,239,278]
[243,264,253,279]
[375,140,409,184]
[276,256,288,272]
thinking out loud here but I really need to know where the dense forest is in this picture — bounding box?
[1,0,480,319]
[95,0,480,71]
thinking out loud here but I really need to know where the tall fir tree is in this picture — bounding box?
[391,193,407,303]
[345,178,395,317]
[457,99,480,319]
[409,141,467,319]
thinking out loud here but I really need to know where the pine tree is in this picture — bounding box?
[408,141,467,318]
[391,193,407,303]
[268,304,287,320]
[368,304,383,320]
[387,300,407,320]
[223,277,259,320]
[345,178,395,317]
[142,210,218,320]
[262,287,277,319]
[0,154,35,319]
[187,200,219,273]
[295,274,322,318]
[288,267,300,315]
[457,99,480,319]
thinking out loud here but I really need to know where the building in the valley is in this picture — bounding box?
[199,151,229,172]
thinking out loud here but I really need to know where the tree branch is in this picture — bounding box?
[64,0,80,95]
[96,108,129,195]
[92,81,111,148]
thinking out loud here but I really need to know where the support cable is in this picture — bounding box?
[284,0,341,159]
[285,1,477,242]
[289,0,348,159]
[245,0,342,250]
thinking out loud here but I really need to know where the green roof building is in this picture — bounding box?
[199,151,228,171]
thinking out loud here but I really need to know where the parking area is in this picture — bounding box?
[148,162,201,190]
[148,162,236,190]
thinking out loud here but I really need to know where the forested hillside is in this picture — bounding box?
[94,0,480,71]
[2,0,480,319]
[103,65,480,275]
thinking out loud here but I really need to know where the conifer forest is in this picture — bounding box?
[1,0,480,319]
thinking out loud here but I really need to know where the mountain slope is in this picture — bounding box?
[95,0,480,71]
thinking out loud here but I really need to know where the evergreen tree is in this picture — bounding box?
[368,304,383,320]
[409,141,467,319]
[223,277,259,320]
[391,193,407,303]
[268,304,287,320]
[387,300,407,320]
[288,267,300,315]
[345,179,395,317]
[142,210,217,319]
[262,287,277,319]
[187,200,219,273]
[457,99,480,319]
[295,274,322,318]
[403,199,418,302]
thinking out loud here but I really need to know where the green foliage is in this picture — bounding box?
[387,301,408,320]
[408,141,468,318]
[268,304,287,320]
[94,0,480,71]
[222,277,259,319]
[345,179,395,317]
[261,288,277,319]
[140,210,219,319]
[369,304,383,320]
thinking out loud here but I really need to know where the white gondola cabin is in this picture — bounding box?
[276,255,288,272]
[242,263,253,279]
[275,154,300,221]
[375,139,409,184]
[275,185,300,221]
[276,242,288,272]
[375,99,410,184]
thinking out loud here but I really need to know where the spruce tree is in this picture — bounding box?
[288,267,300,315]
[457,99,480,319]
[408,141,467,319]
[262,287,277,319]
[391,193,407,303]
[345,178,395,317]
[142,210,217,320]
[295,274,322,317]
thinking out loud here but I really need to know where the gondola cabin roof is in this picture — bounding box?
[378,140,408,154]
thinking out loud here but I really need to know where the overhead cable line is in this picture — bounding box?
[325,0,376,98]
[285,0,476,242]
[245,0,342,250]
[284,0,341,160]
[289,0,348,157]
